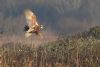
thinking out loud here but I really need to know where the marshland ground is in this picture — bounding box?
[0,26,100,67]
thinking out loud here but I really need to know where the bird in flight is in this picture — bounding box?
[24,9,43,38]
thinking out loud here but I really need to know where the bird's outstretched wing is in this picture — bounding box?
[24,9,38,28]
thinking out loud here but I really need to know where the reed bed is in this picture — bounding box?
[0,26,100,67]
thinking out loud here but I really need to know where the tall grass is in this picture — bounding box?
[0,26,100,67]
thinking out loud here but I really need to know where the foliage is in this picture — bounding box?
[0,26,100,67]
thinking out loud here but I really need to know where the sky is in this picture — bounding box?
[0,0,100,36]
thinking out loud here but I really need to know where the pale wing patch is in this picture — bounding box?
[25,28,35,38]
[24,9,37,27]
[25,32,32,38]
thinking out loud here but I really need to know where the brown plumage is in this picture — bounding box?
[24,9,43,38]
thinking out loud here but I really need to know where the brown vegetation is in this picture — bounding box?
[0,26,100,67]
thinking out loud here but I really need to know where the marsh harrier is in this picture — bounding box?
[24,9,43,38]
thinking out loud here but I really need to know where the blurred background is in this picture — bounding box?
[0,0,100,36]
